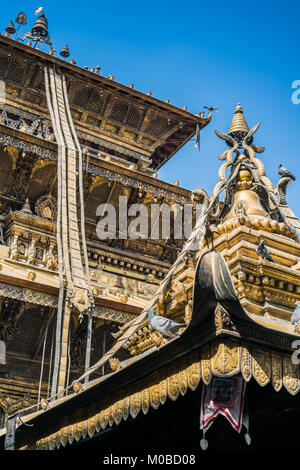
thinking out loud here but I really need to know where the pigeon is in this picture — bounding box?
[147,308,184,339]
[291,301,300,325]
[204,106,218,112]
[278,164,296,181]
[35,7,43,15]
[256,240,274,262]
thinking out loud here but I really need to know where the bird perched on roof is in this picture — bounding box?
[35,7,43,15]
[291,301,300,325]
[256,240,274,262]
[147,308,184,339]
[278,164,296,181]
[204,220,220,250]
[204,106,218,112]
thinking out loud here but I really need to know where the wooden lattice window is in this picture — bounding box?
[71,86,106,116]
[145,114,178,137]
[0,54,25,85]
[109,100,144,129]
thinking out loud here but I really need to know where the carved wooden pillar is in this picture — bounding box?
[9,233,18,260]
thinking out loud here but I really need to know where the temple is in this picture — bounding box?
[0,11,300,451]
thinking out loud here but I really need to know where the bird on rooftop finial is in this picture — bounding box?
[278,164,296,181]
[147,308,184,339]
[35,7,43,15]
[276,164,296,205]
[204,106,218,113]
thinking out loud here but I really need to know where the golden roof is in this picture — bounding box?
[228,103,250,135]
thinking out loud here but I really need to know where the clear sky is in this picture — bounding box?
[1,1,299,213]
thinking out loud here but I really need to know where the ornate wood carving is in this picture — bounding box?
[214,303,237,332]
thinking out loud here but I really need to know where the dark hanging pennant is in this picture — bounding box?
[195,124,200,152]
[199,374,246,450]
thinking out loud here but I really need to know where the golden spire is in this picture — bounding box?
[228,103,250,135]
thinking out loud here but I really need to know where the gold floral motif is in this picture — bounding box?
[55,431,62,449]
[122,395,130,420]
[187,360,201,391]
[67,423,74,445]
[271,353,282,392]
[81,419,88,440]
[113,399,124,425]
[159,378,168,404]
[48,433,56,450]
[108,404,114,427]
[167,369,180,401]
[283,356,300,395]
[211,341,240,377]
[141,388,150,415]
[60,419,69,448]
[201,346,212,385]
[74,421,82,442]
[87,412,96,438]
[95,412,101,433]
[130,391,141,418]
[241,347,252,382]
[252,349,271,386]
[36,438,46,450]
[99,407,108,430]
[149,384,160,409]
[179,368,188,395]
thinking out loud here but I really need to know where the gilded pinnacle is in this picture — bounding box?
[228,103,250,135]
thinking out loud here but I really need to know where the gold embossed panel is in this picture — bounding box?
[283,356,300,395]
[211,341,240,377]
[252,349,271,387]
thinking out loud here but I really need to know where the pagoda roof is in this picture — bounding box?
[1,250,300,450]
[0,35,211,170]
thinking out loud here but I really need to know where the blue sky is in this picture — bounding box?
[1,1,299,212]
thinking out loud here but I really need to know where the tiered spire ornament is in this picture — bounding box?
[207,103,299,242]
[212,104,274,202]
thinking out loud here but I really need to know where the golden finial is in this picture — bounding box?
[228,103,250,135]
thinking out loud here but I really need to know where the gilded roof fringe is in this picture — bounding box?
[15,340,300,450]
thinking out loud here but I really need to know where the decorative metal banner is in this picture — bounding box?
[200,374,246,433]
